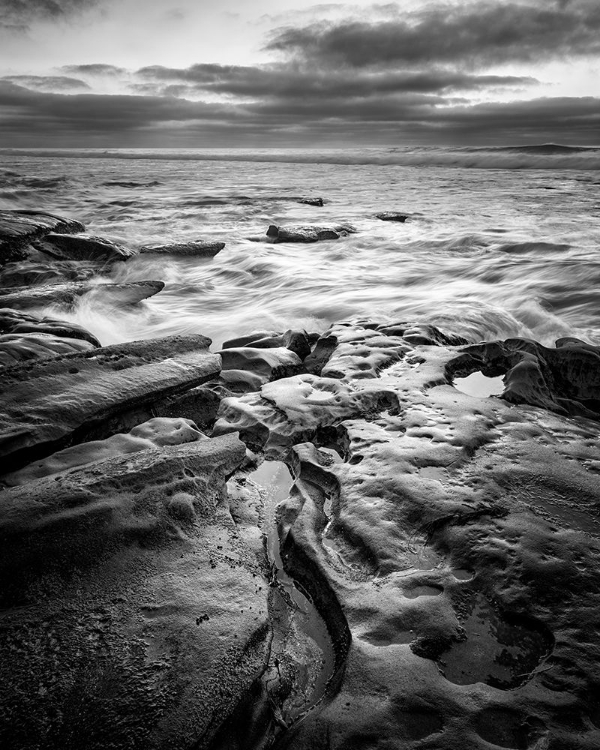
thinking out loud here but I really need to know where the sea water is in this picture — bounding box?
[1,146,598,348]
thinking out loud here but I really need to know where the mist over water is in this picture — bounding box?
[1,147,599,349]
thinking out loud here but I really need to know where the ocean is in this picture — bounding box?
[1,145,599,349]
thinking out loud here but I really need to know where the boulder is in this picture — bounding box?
[0,334,220,473]
[38,232,136,262]
[139,240,225,257]
[266,224,357,243]
[0,209,85,265]
[0,434,274,750]
[376,212,408,222]
[0,280,164,310]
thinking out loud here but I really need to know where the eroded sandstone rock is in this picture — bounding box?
[211,320,600,749]
[0,308,101,346]
[0,334,220,473]
[0,332,95,367]
[2,416,206,486]
[0,279,164,310]
[0,434,273,750]
[266,224,357,243]
[139,240,225,257]
[0,209,85,265]
[38,232,136,262]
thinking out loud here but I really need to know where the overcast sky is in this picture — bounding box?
[0,0,598,147]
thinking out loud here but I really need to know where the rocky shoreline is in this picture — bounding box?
[1,208,600,749]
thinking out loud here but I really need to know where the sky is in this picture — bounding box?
[0,0,599,148]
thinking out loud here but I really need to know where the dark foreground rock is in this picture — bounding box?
[0,334,220,473]
[140,240,225,257]
[0,210,85,265]
[266,224,357,243]
[0,279,164,310]
[0,434,274,750]
[37,232,136,262]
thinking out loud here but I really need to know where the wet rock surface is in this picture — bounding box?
[0,279,165,310]
[0,309,101,346]
[139,240,225,257]
[265,224,357,243]
[208,320,600,749]
[0,434,273,750]
[37,232,136,263]
[0,334,220,473]
[376,211,409,222]
[1,286,600,750]
[0,209,85,265]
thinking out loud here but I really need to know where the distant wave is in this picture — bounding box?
[490,143,599,155]
[1,146,599,170]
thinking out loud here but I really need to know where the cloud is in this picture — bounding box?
[0,80,597,147]
[0,0,104,29]
[265,0,600,68]
[135,63,537,100]
[61,63,127,76]
[1,75,90,92]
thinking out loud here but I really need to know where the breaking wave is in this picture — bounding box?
[1,145,600,170]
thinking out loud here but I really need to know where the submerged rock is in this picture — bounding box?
[0,209,85,265]
[139,240,225,257]
[298,197,324,207]
[266,223,357,243]
[0,433,273,750]
[38,232,136,262]
[0,279,164,310]
[0,334,220,473]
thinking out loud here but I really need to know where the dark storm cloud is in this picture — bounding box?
[61,64,127,76]
[266,0,600,68]
[0,80,597,147]
[0,0,102,29]
[0,81,241,133]
[1,75,91,92]
[136,63,536,99]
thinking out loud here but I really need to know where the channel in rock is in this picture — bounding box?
[208,459,350,749]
